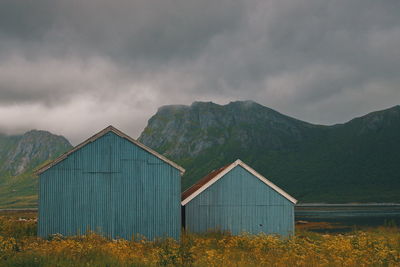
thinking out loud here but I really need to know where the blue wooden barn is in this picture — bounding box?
[36,126,184,240]
[182,159,297,236]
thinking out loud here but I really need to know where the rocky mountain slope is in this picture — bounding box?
[139,101,400,203]
[140,101,317,157]
[1,101,399,207]
[0,130,71,208]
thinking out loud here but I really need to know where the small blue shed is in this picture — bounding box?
[36,126,184,240]
[182,159,297,236]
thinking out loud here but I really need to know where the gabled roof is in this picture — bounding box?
[35,125,185,175]
[181,159,297,205]
[181,164,230,202]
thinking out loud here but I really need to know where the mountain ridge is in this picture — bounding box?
[0,101,399,207]
[139,101,400,203]
[0,130,72,208]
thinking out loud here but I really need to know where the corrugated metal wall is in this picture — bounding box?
[185,166,294,236]
[38,132,181,240]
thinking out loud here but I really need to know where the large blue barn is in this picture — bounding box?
[36,126,184,240]
[182,160,297,236]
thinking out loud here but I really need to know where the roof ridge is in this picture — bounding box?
[35,125,185,175]
[181,159,297,205]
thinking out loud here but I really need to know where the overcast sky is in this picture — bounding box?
[0,0,399,144]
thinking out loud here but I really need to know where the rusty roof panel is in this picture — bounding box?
[181,164,230,201]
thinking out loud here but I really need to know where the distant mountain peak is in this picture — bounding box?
[227,100,258,106]
[23,129,54,135]
[191,101,215,106]
[140,100,313,160]
[338,105,400,134]
[190,100,261,109]
[0,129,73,208]
[159,100,261,111]
[157,104,189,113]
[1,130,71,176]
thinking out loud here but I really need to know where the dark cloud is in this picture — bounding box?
[0,0,399,143]
[0,0,244,61]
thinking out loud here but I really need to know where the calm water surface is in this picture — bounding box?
[295,204,400,231]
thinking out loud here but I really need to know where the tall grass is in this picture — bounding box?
[0,216,399,266]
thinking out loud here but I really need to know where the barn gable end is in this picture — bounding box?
[182,160,296,236]
[38,126,183,240]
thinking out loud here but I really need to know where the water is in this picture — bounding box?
[2,206,400,233]
[295,204,400,232]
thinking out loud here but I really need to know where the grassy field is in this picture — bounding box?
[1,212,400,267]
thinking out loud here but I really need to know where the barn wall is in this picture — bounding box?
[185,166,294,236]
[38,132,181,240]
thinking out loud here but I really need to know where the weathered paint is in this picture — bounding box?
[38,131,181,240]
[184,165,294,236]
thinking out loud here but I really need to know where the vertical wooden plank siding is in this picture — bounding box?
[38,132,181,240]
[185,166,294,236]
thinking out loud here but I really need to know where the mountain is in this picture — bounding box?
[0,130,72,208]
[1,102,398,207]
[139,101,400,203]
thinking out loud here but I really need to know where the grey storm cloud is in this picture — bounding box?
[0,0,400,143]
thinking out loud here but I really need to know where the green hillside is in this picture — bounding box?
[0,131,72,208]
[139,101,400,203]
